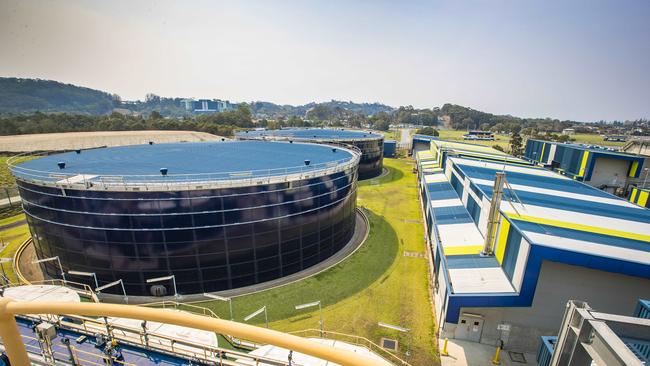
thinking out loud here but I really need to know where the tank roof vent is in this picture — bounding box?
[160,168,168,176]
[304,160,310,166]
[57,162,66,169]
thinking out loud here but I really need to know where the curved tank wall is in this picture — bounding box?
[11,141,360,296]
[236,129,384,179]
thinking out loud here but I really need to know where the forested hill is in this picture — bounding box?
[0,77,393,118]
[0,77,119,115]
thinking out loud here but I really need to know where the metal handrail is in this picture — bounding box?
[0,299,380,366]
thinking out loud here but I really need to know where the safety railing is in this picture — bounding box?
[1,280,97,302]
[141,300,265,350]
[0,299,380,366]
[7,147,361,192]
[288,329,411,366]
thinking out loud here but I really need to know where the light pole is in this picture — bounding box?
[378,322,412,357]
[96,279,128,304]
[146,275,178,298]
[32,256,66,284]
[203,293,233,320]
[244,306,268,329]
[295,301,323,337]
[643,167,649,189]
[67,270,98,289]
[0,257,12,284]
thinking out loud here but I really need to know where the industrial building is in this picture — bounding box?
[383,140,397,158]
[9,140,361,296]
[414,138,650,353]
[236,129,384,179]
[181,98,234,114]
[537,299,650,366]
[524,139,646,194]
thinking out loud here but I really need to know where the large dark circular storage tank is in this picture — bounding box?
[236,129,384,180]
[10,141,360,296]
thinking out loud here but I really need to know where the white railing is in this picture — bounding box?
[7,147,361,192]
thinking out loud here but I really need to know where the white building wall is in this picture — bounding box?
[588,156,630,188]
[449,260,650,352]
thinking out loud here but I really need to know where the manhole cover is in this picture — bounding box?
[380,338,398,351]
[508,351,527,363]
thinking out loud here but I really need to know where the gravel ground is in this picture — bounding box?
[0,130,225,152]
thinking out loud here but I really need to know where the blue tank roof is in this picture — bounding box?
[12,140,355,183]
[237,128,383,140]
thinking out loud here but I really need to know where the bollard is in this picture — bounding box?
[491,345,501,365]
[440,337,449,356]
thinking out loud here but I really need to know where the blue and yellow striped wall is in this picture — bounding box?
[524,139,645,181]
[629,186,650,208]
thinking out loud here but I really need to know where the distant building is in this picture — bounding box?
[181,98,235,114]
[561,128,575,135]
[463,130,494,140]
[604,135,628,142]
[524,139,645,194]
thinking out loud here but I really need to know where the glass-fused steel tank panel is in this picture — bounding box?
[11,141,360,296]
[236,128,384,179]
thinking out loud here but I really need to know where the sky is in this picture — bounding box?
[0,0,649,122]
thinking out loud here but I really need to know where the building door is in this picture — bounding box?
[456,314,484,343]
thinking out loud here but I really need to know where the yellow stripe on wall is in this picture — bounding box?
[578,151,590,177]
[443,245,484,256]
[629,161,639,178]
[495,216,510,264]
[504,212,650,243]
[539,143,546,162]
[639,191,650,207]
[630,188,638,203]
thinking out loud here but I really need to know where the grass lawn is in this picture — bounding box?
[438,130,511,151]
[383,129,401,141]
[436,130,627,154]
[195,159,438,365]
[0,155,34,187]
[571,133,627,147]
[0,216,30,283]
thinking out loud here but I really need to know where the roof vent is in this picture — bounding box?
[221,138,225,141]
[75,149,81,154]
[289,140,293,143]
[332,148,337,153]
[149,141,154,145]
[160,168,168,176]
[245,130,249,133]
[304,160,310,166]
[57,162,66,169]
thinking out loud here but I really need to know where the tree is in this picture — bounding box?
[373,119,390,131]
[149,111,163,120]
[510,132,523,156]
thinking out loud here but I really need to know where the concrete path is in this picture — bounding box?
[400,128,413,145]
[0,195,21,209]
[440,338,536,366]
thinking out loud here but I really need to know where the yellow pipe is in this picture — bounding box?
[491,346,501,365]
[0,299,379,366]
[0,299,31,366]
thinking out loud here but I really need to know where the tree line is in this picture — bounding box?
[0,105,255,137]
